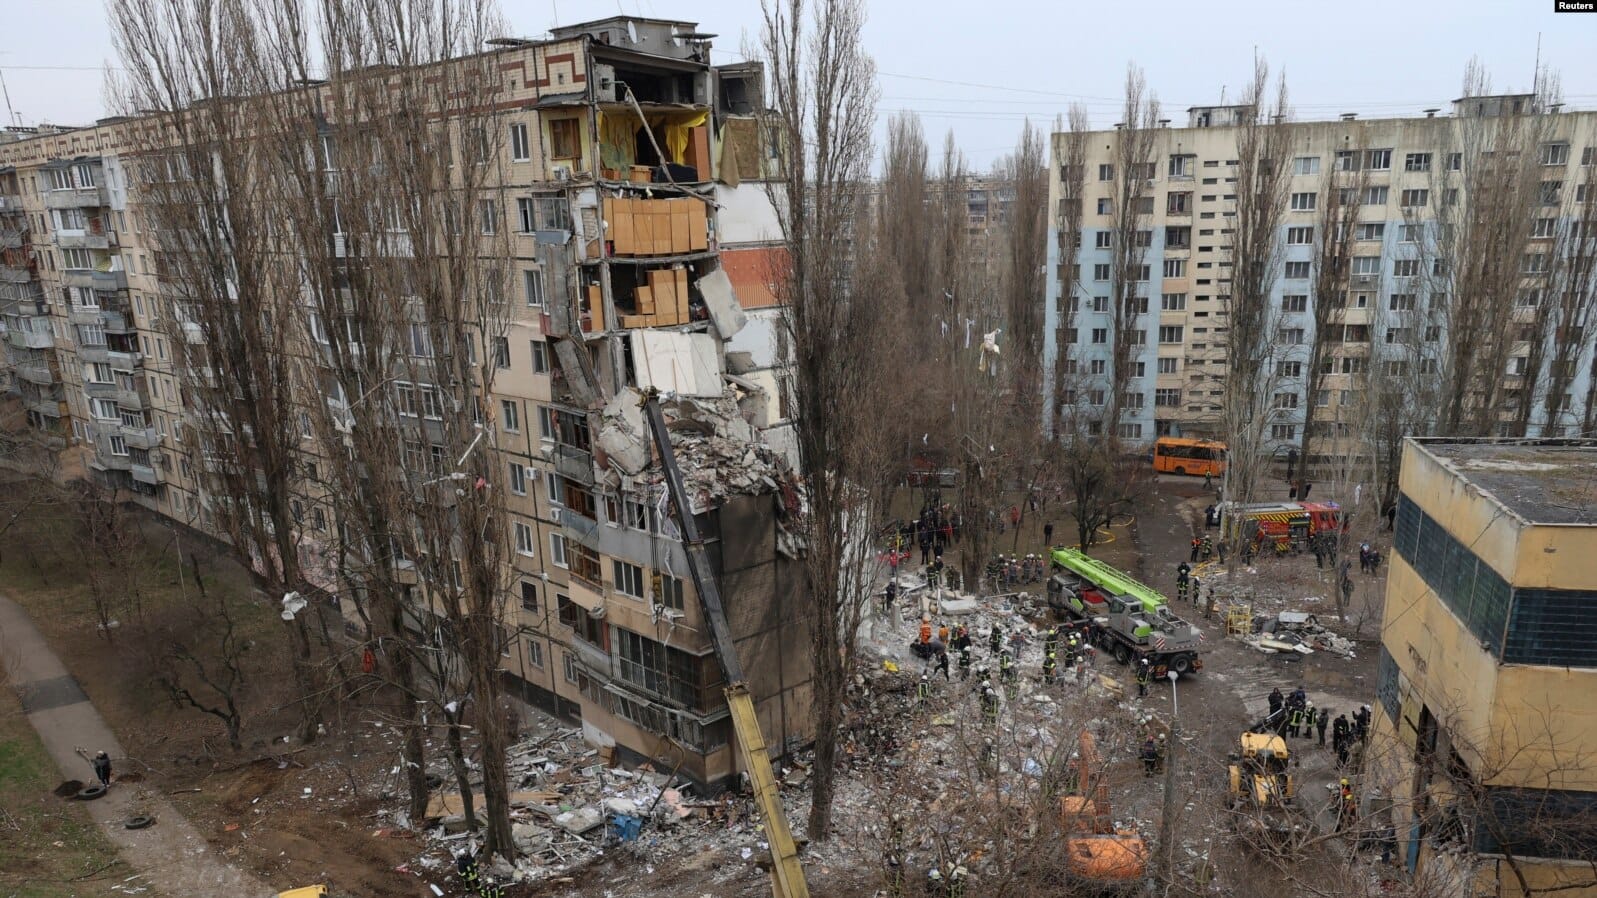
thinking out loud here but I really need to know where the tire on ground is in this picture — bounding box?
[76,784,107,801]
[124,814,155,830]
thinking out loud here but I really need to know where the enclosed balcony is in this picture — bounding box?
[43,185,109,210]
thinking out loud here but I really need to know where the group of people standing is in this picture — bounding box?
[1264,687,1372,769]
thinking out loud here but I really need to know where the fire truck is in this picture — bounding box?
[1220,501,1344,549]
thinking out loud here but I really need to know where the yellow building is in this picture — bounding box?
[1372,438,1597,896]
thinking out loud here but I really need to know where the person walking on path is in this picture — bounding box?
[1043,521,1054,548]
[1317,707,1331,747]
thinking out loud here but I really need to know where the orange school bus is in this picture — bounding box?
[1152,437,1228,477]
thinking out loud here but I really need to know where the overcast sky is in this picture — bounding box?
[3,0,1593,169]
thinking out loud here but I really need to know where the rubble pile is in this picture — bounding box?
[401,728,799,888]
[653,393,793,509]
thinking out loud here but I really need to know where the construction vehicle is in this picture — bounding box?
[641,395,809,898]
[1057,731,1148,891]
[1225,729,1303,848]
[1047,547,1208,674]
[1221,501,1344,550]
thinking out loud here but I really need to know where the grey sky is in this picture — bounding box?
[3,0,1593,169]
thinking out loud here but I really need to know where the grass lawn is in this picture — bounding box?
[0,694,135,898]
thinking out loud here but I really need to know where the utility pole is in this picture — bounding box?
[1156,670,1181,889]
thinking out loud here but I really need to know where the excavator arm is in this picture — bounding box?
[641,395,810,898]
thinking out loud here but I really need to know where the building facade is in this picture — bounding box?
[0,16,806,790]
[1043,101,1597,461]
[1371,438,1597,895]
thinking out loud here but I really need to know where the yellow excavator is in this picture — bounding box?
[642,395,809,898]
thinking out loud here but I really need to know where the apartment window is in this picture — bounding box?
[1355,222,1385,241]
[1154,388,1181,407]
[407,323,433,357]
[1284,261,1311,279]
[1091,328,1108,344]
[1095,232,1112,249]
[1365,149,1392,171]
[612,560,645,599]
[1523,253,1548,274]
[87,362,113,384]
[62,248,94,270]
[1160,293,1186,311]
[1277,361,1303,378]
[549,119,580,159]
[1293,156,1320,176]
[1444,152,1461,172]
[1399,224,1421,243]
[509,123,530,161]
[109,435,128,456]
[1098,164,1115,181]
[549,532,569,568]
[1157,357,1179,374]
[500,399,520,432]
[1158,325,1184,343]
[1273,392,1299,410]
[1402,152,1432,172]
[1286,226,1313,245]
[1539,181,1563,205]
[1090,360,1107,375]
[1116,423,1143,440]
[1134,264,1151,282]
[514,522,535,555]
[525,340,550,376]
[1517,289,1542,308]
[1096,198,1112,215]
[1400,188,1429,208]
[46,168,72,190]
[78,324,107,346]
[517,198,536,233]
[1281,294,1307,313]
[1279,328,1305,345]
[1580,184,1592,204]
[1393,259,1421,278]
[1092,264,1110,281]
[1289,192,1316,211]
[1533,217,1557,238]
[1352,256,1381,276]
[509,463,527,495]
[1168,154,1194,178]
[1270,424,1297,441]
[1334,150,1358,172]
[1165,226,1190,248]
[656,574,685,611]
[1167,192,1191,214]
[1162,259,1186,278]
[1389,293,1416,311]
[1444,187,1458,206]
[1364,186,1389,205]
[1541,143,1570,166]
[479,199,498,234]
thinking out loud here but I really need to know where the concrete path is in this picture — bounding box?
[0,592,270,898]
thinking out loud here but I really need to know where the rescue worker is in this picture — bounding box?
[1317,706,1331,747]
[999,651,1018,700]
[1135,657,1152,698]
[958,641,972,680]
[979,684,1000,728]
[1200,535,1213,560]
[1354,705,1372,742]
[916,674,931,713]
[936,648,951,681]
[1190,537,1202,563]
[1043,625,1059,657]
[1333,713,1352,767]
[919,618,933,645]
[455,848,480,890]
[946,863,968,898]
[937,623,950,645]
[1287,703,1305,739]
[1268,687,1284,716]
[1041,649,1057,686]
[1176,561,1191,595]
[1337,778,1358,831]
[1189,574,1202,604]
[884,814,906,897]
[989,624,1003,657]
[1303,703,1317,740]
[1141,737,1159,776]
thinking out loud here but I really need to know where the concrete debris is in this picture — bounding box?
[1239,610,1359,659]
[643,392,796,513]
[937,596,980,616]
[597,388,651,475]
[554,808,604,835]
[694,268,748,340]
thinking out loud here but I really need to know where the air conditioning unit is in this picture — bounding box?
[552,164,572,181]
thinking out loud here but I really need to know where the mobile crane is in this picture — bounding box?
[641,395,810,898]
[1047,546,1208,674]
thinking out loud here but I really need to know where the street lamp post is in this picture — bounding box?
[1157,670,1181,887]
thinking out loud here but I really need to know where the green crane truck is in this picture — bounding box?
[1046,547,1208,675]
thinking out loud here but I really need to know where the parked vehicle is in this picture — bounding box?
[1046,547,1208,674]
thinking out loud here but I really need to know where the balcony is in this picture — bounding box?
[112,386,146,409]
[123,426,160,451]
[94,450,133,472]
[22,394,64,417]
[62,269,127,292]
[0,195,22,213]
[0,230,22,251]
[55,232,112,251]
[131,462,160,485]
[44,185,109,210]
[0,265,33,284]
[7,329,53,350]
[13,361,54,386]
[107,349,143,369]
[101,310,135,334]
[68,304,104,326]
[552,443,595,484]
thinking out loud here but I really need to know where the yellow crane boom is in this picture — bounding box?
[641,395,809,898]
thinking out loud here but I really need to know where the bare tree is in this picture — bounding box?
[111,0,326,743]
[1220,59,1292,521]
[1050,106,1090,437]
[1059,434,1145,553]
[1301,134,1367,469]
[1104,68,1159,444]
[996,121,1050,428]
[759,0,886,840]
[1524,151,1597,436]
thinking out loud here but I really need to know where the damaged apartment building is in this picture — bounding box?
[0,16,808,791]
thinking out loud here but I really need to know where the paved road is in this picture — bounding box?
[0,592,270,898]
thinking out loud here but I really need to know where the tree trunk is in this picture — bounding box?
[444,715,477,831]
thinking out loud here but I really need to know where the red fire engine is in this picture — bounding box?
[1222,501,1344,549]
